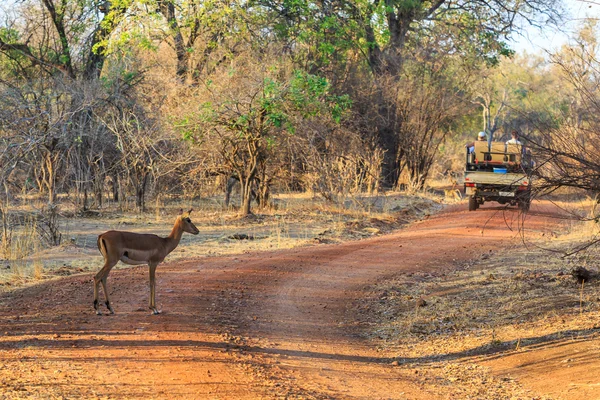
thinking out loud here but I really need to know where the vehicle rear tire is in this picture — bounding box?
[518,191,531,212]
[468,195,478,211]
[519,199,530,212]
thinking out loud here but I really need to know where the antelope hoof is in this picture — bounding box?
[150,308,161,315]
[94,300,102,315]
[106,301,115,314]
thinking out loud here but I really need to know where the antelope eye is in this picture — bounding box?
[186,218,191,223]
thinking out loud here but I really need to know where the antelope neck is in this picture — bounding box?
[165,219,184,254]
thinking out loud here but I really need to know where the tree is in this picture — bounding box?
[185,57,349,216]
[0,0,128,79]
[525,20,600,252]
[360,0,563,76]
[101,98,187,212]
[394,50,471,189]
[154,0,245,83]
[0,0,139,210]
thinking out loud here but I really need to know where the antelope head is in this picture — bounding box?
[179,208,200,235]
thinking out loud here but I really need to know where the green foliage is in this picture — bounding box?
[0,27,20,43]
[263,0,364,69]
[395,0,422,14]
[187,68,350,147]
[0,28,28,79]
[289,71,327,113]
[289,70,352,122]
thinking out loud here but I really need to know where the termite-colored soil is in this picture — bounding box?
[1,202,598,399]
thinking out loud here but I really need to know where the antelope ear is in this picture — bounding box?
[178,209,184,215]
[187,208,193,215]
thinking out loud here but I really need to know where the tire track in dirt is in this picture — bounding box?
[0,202,563,399]
[211,203,563,398]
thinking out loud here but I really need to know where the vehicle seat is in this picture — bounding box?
[473,142,489,163]
[489,142,506,164]
[505,143,523,163]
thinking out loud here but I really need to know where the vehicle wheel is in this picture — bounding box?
[468,195,478,211]
[519,199,530,212]
[518,192,531,212]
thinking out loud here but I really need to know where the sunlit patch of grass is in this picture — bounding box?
[364,245,599,351]
[32,240,43,281]
[533,197,600,254]
[0,216,42,286]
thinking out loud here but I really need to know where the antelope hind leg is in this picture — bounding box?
[101,277,115,314]
[94,262,116,315]
[93,277,102,315]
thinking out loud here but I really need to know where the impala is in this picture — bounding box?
[94,209,199,315]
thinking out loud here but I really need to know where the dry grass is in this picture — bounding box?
[355,218,600,398]
[0,215,46,286]
[0,191,440,290]
[424,177,465,205]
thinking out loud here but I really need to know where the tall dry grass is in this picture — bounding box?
[0,215,45,284]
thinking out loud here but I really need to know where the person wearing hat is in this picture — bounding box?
[466,131,487,153]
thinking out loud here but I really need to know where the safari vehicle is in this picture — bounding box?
[464,141,533,212]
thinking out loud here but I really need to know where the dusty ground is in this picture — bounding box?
[0,199,598,399]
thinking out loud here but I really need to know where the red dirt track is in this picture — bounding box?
[0,202,594,399]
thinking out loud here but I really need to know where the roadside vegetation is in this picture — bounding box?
[0,190,442,289]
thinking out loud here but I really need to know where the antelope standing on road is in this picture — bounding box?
[94,209,199,315]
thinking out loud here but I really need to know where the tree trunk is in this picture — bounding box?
[159,0,191,81]
[83,187,89,211]
[111,173,119,202]
[225,176,237,208]
[0,182,10,258]
[136,173,148,212]
[238,135,260,216]
[155,192,161,221]
[41,0,75,78]
[240,174,254,216]
[41,148,60,204]
[257,179,270,209]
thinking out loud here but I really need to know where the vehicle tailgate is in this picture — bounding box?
[464,171,529,186]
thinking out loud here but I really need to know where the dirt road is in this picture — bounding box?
[0,203,594,399]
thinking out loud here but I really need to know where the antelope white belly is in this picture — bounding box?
[120,249,155,265]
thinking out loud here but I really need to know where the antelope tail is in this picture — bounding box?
[97,236,108,259]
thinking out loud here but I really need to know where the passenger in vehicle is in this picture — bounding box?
[466,131,487,153]
[506,130,522,145]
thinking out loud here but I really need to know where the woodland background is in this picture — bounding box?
[1,0,600,247]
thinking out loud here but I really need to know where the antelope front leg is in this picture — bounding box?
[149,263,160,315]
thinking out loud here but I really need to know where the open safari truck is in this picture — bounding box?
[464,141,533,212]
